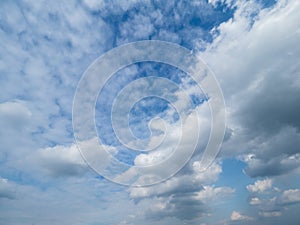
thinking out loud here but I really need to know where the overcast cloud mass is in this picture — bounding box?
[0,0,299,224]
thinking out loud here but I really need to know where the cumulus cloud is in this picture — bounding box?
[129,161,234,222]
[245,186,300,222]
[144,191,224,222]
[25,144,88,178]
[200,1,300,222]
[130,162,222,198]
[202,0,300,182]
[278,189,300,205]
[196,185,235,203]
[230,211,254,221]
[16,137,121,180]
[246,178,273,193]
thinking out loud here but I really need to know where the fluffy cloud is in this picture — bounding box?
[129,161,234,222]
[230,211,254,221]
[202,0,300,178]
[278,189,300,205]
[141,184,234,222]
[0,175,138,225]
[0,0,233,223]
[246,178,272,193]
[23,144,88,178]
[246,185,300,221]
[196,185,235,203]
[1,0,299,224]
[249,197,262,205]
[201,0,300,222]
[130,162,222,199]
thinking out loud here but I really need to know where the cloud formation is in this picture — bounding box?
[0,0,299,224]
[246,178,272,193]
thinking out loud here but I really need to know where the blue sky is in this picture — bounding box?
[0,0,300,224]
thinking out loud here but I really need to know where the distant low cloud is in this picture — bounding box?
[259,211,282,218]
[230,211,254,221]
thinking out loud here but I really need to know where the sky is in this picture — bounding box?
[0,0,300,224]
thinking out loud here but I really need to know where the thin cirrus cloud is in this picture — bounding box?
[0,0,299,225]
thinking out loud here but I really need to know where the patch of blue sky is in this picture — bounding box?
[256,0,278,8]
[217,158,251,193]
[197,158,254,224]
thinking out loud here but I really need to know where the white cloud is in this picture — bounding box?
[246,186,300,222]
[1,0,299,224]
[115,98,212,186]
[196,185,235,203]
[82,0,105,11]
[17,137,120,179]
[0,175,138,225]
[278,189,300,205]
[249,197,262,205]
[230,211,254,221]
[193,161,222,184]
[246,178,273,193]
[0,101,32,128]
[0,100,35,161]
[130,161,223,199]
[25,143,87,178]
[118,14,155,44]
[128,161,232,222]
[201,0,300,185]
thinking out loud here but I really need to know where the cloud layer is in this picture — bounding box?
[0,0,299,224]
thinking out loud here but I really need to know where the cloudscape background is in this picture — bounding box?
[0,0,300,224]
